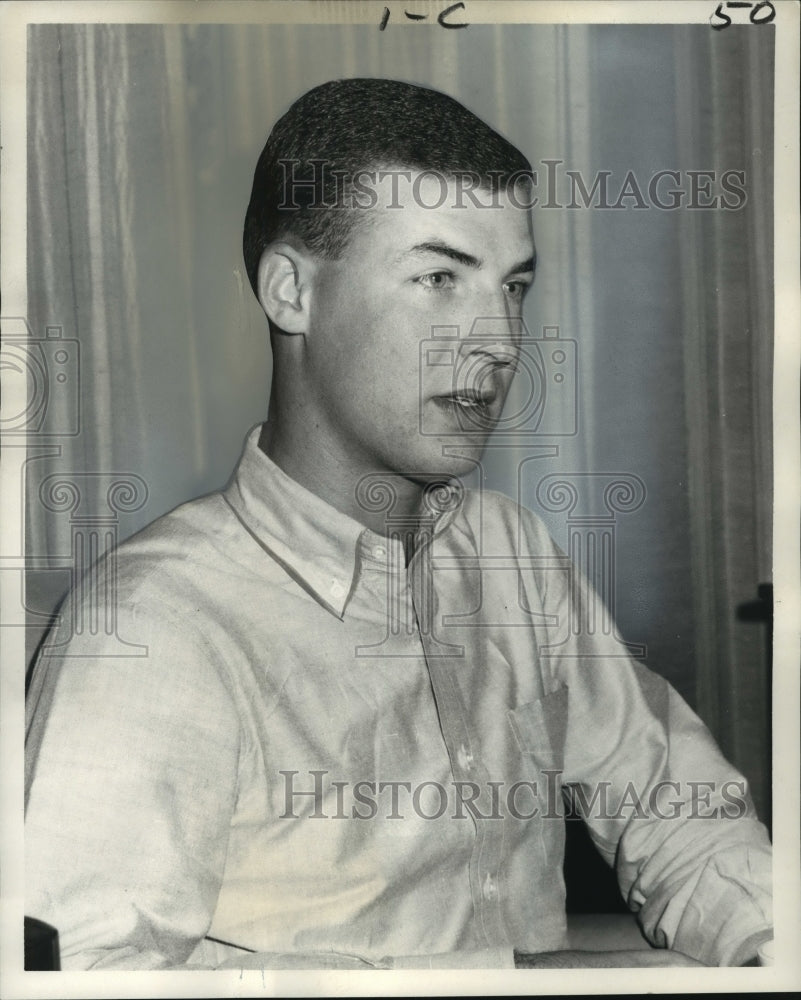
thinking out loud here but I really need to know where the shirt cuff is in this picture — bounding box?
[726,928,774,967]
[385,947,516,969]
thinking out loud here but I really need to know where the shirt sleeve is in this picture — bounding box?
[522,509,773,967]
[25,584,243,970]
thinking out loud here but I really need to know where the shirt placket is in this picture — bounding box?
[407,522,510,950]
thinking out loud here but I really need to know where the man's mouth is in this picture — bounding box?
[433,390,497,425]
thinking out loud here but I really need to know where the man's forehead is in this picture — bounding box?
[351,168,534,263]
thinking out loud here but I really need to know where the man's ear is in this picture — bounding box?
[256,242,316,335]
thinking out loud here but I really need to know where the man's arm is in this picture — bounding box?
[25,590,242,969]
[520,507,773,967]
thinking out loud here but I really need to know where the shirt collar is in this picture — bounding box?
[223,425,464,618]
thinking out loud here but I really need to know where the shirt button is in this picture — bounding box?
[456,743,474,772]
[373,546,386,559]
[330,580,345,598]
[482,873,498,901]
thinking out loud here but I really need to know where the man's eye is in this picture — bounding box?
[418,271,455,290]
[503,280,529,298]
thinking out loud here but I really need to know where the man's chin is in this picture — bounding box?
[408,441,489,482]
[361,439,489,490]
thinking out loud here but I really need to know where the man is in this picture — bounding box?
[25,78,772,970]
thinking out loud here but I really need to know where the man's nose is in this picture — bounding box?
[457,314,524,364]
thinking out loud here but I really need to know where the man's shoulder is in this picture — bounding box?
[83,488,242,610]
[118,489,230,557]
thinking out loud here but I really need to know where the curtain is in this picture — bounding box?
[674,25,774,822]
[25,22,773,820]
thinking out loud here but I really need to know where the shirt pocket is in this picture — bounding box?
[507,684,569,776]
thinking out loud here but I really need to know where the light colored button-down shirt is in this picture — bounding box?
[25,426,772,970]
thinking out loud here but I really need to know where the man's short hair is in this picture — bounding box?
[242,77,533,295]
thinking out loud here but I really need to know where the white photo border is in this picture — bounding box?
[1,2,798,997]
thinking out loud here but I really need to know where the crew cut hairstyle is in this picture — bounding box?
[243,77,533,295]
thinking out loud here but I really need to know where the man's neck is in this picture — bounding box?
[257,420,431,537]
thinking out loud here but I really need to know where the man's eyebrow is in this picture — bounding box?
[396,240,536,276]
[397,239,482,269]
[508,255,536,276]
